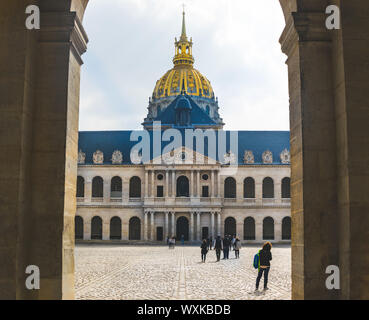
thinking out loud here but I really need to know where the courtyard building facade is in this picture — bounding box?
[76,11,291,243]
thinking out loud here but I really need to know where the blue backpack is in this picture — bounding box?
[253,251,261,269]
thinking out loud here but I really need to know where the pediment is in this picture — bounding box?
[148,146,218,165]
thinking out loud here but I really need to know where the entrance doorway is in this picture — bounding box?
[224,217,236,237]
[129,217,141,240]
[157,227,163,241]
[176,216,189,241]
[202,227,209,240]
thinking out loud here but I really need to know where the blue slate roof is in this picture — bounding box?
[78,130,290,165]
[143,93,217,128]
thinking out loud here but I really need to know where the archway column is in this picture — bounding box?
[102,218,110,240]
[144,211,148,241]
[165,212,169,240]
[190,212,194,241]
[171,170,176,197]
[150,211,155,241]
[171,212,176,237]
[144,171,148,198]
[255,219,262,242]
[275,222,282,242]
[210,212,215,238]
[85,178,92,203]
[196,212,201,241]
[217,212,221,237]
[236,221,243,239]
[103,178,111,203]
[83,218,91,240]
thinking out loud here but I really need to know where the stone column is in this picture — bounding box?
[211,170,215,197]
[255,219,263,242]
[84,218,91,240]
[217,171,221,198]
[102,218,110,240]
[275,221,282,242]
[190,170,194,197]
[165,171,169,197]
[145,171,148,198]
[172,170,176,197]
[151,170,155,197]
[275,178,282,205]
[171,212,175,237]
[217,213,221,237]
[103,177,111,203]
[0,2,89,300]
[190,212,194,241]
[236,220,243,240]
[196,212,201,240]
[211,212,215,238]
[144,211,148,241]
[85,178,92,203]
[150,212,155,241]
[197,170,200,197]
[255,177,262,205]
[279,7,340,299]
[165,212,169,240]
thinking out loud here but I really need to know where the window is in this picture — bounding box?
[202,186,209,197]
[243,177,255,198]
[110,217,122,240]
[129,176,141,198]
[262,177,274,198]
[263,217,274,240]
[224,177,236,198]
[177,176,189,197]
[282,177,291,198]
[282,217,291,240]
[76,176,84,197]
[92,176,103,198]
[111,176,122,198]
[157,185,164,197]
[244,217,255,240]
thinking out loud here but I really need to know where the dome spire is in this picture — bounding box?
[180,4,187,41]
[173,6,194,68]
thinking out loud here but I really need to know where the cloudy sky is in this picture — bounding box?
[79,0,289,131]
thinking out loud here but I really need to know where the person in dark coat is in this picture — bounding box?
[222,236,230,259]
[255,242,273,291]
[201,239,208,263]
[209,236,213,250]
[214,236,222,261]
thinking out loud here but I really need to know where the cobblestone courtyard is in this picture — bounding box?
[75,244,291,300]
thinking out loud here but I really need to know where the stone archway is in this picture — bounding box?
[2,0,369,300]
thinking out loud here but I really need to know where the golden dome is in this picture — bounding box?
[153,68,214,100]
[152,9,215,101]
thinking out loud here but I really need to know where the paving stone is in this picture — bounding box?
[75,244,291,300]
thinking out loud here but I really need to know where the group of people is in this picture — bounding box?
[166,234,272,291]
[201,236,272,292]
[202,234,241,263]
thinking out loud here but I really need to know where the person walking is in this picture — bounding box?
[255,242,272,291]
[222,236,230,259]
[232,235,236,250]
[214,236,222,262]
[234,237,241,258]
[201,239,208,263]
[209,236,213,250]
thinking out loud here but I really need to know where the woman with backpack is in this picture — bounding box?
[255,242,272,291]
[234,237,241,258]
[201,239,209,263]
